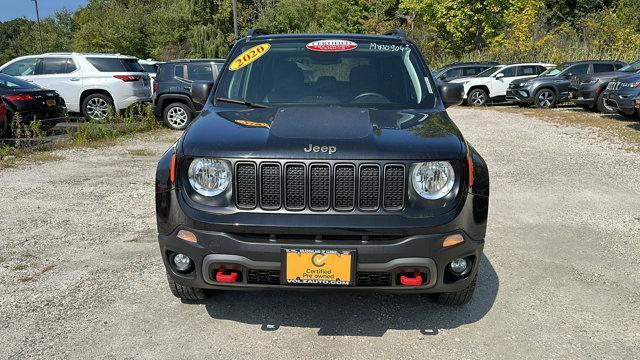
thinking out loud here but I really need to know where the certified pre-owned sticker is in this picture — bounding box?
[229,43,270,71]
[306,40,358,52]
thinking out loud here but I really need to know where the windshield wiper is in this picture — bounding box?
[215,97,270,108]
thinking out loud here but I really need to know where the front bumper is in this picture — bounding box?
[506,88,533,103]
[603,91,639,114]
[160,227,483,293]
[158,187,488,293]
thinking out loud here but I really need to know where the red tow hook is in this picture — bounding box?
[215,267,239,283]
[399,272,423,286]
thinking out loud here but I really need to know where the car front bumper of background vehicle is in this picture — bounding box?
[506,88,533,103]
[603,90,639,115]
[158,189,488,294]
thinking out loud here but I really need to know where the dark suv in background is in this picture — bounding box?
[506,60,625,108]
[603,72,640,119]
[152,59,224,129]
[568,60,640,113]
[432,62,498,82]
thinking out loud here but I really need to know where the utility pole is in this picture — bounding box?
[232,0,238,38]
[32,0,44,53]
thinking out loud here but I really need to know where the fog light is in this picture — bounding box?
[173,253,192,272]
[450,258,469,275]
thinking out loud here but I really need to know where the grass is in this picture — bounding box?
[481,104,640,152]
[127,148,154,156]
[0,104,162,170]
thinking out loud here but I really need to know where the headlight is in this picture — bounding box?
[188,158,231,196]
[411,161,455,200]
[520,81,532,87]
[581,79,597,85]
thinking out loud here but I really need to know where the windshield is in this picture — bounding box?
[539,63,570,77]
[214,39,436,109]
[476,66,501,77]
[620,60,640,73]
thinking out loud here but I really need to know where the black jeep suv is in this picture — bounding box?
[602,72,640,119]
[155,30,490,306]
[506,60,625,108]
[152,59,225,130]
[433,62,498,82]
[568,60,640,113]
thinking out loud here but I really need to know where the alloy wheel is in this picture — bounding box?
[86,97,110,120]
[471,91,485,106]
[537,91,555,107]
[166,106,189,128]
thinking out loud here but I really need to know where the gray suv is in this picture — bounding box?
[506,60,625,108]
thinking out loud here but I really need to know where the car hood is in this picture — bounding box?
[611,73,640,82]
[181,106,466,160]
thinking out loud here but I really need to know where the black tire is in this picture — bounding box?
[595,92,617,114]
[534,88,557,108]
[82,93,113,121]
[162,102,192,130]
[167,274,208,300]
[430,274,477,306]
[467,89,487,106]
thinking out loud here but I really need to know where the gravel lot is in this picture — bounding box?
[0,108,638,359]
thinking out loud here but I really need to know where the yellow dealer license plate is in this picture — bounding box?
[46,99,56,106]
[283,249,354,286]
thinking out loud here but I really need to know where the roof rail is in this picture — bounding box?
[384,29,407,43]
[246,29,270,39]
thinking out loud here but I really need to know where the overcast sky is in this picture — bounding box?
[1,0,87,21]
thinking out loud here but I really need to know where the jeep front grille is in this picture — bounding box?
[607,81,622,91]
[234,161,405,212]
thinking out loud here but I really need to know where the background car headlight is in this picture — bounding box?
[188,158,231,196]
[520,81,532,87]
[411,161,455,200]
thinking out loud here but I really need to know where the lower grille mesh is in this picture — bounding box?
[247,270,280,285]
[246,270,392,287]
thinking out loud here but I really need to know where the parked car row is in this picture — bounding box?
[0,52,229,137]
[436,59,640,119]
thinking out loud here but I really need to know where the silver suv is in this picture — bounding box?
[0,53,152,120]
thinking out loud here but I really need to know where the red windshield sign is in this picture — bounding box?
[306,40,358,52]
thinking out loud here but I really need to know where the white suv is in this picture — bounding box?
[450,63,555,106]
[0,53,151,120]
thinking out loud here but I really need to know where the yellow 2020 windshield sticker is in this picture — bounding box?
[229,43,271,71]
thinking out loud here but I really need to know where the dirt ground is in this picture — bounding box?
[0,108,638,359]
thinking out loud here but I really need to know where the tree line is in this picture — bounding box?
[1,0,639,68]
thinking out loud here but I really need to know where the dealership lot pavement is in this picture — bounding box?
[0,108,638,359]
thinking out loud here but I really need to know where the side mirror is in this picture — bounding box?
[438,82,464,108]
[191,81,215,105]
[495,73,505,79]
[564,73,574,79]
